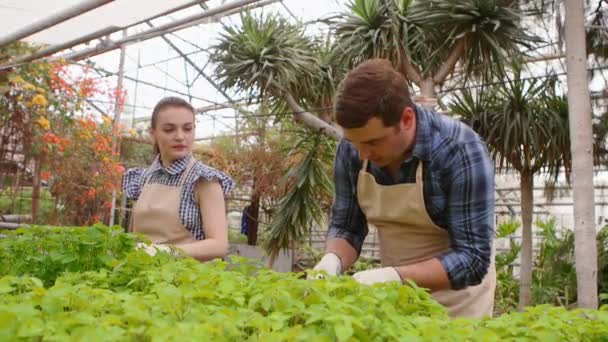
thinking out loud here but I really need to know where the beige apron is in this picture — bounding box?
[357,160,496,318]
[131,157,198,245]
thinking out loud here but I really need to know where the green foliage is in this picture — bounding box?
[450,76,570,178]
[494,219,608,312]
[2,225,608,340]
[211,12,318,100]
[120,139,155,169]
[332,0,419,74]
[407,0,539,79]
[532,218,577,307]
[332,0,539,81]
[263,132,335,259]
[494,220,521,314]
[0,225,145,287]
[0,187,54,219]
[229,229,249,244]
[598,225,608,305]
[496,219,520,239]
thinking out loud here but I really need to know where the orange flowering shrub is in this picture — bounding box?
[1,44,127,225]
[44,116,125,225]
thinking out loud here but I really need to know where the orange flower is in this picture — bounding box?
[42,132,59,144]
[85,188,96,199]
[40,171,52,181]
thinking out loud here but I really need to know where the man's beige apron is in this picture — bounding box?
[131,158,198,245]
[357,160,496,318]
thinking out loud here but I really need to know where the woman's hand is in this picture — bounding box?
[136,242,175,256]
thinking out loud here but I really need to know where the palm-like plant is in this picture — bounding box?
[212,13,316,97]
[211,13,341,139]
[211,13,345,256]
[332,0,539,105]
[299,39,349,122]
[450,75,571,309]
[263,130,335,263]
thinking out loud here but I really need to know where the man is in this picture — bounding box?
[312,58,496,318]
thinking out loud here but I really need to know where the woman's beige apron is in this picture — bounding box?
[131,158,198,245]
[357,160,496,318]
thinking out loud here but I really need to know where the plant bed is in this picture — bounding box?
[1,225,607,341]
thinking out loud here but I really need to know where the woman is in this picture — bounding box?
[122,97,234,261]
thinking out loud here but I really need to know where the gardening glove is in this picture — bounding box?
[136,242,173,256]
[352,267,402,286]
[307,252,342,279]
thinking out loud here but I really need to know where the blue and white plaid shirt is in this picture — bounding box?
[328,105,495,290]
[122,154,235,240]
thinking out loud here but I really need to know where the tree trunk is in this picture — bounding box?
[31,157,41,223]
[564,0,598,309]
[518,170,534,310]
[247,193,260,246]
[284,93,342,140]
[416,78,438,109]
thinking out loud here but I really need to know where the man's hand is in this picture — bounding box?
[352,267,402,285]
[136,242,173,256]
[307,252,342,279]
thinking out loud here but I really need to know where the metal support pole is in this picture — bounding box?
[0,0,114,48]
[73,61,210,102]
[8,26,120,66]
[0,1,210,69]
[59,0,265,62]
[131,48,141,129]
[108,30,127,227]
[147,22,236,103]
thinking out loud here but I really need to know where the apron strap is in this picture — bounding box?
[415,159,424,183]
[177,157,196,187]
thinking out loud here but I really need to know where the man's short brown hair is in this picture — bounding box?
[334,58,413,129]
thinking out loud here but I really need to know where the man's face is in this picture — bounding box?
[342,108,415,168]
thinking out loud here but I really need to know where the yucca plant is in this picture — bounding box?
[263,131,335,263]
[450,74,571,309]
[212,13,317,97]
[332,0,540,103]
[211,12,341,139]
[212,13,342,256]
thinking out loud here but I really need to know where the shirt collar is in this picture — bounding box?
[149,154,192,176]
[411,104,433,162]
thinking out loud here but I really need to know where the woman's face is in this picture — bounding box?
[150,106,195,164]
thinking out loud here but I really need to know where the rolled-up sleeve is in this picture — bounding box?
[438,141,495,290]
[122,168,145,200]
[327,140,369,254]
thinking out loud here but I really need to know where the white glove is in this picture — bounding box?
[136,242,173,256]
[352,267,402,285]
[308,252,342,279]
